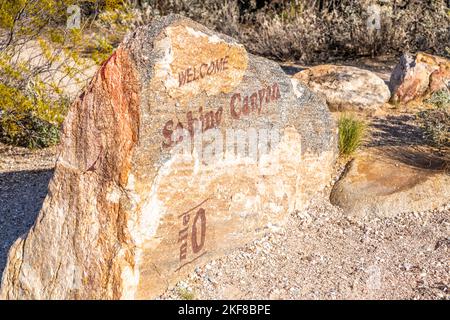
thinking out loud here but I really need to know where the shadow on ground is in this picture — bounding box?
[0,169,53,277]
[367,114,448,171]
[368,114,425,147]
[279,64,306,76]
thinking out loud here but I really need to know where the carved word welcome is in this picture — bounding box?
[178,56,229,87]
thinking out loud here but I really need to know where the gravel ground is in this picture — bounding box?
[0,143,448,300]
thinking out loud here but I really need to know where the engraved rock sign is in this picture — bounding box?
[1,15,337,300]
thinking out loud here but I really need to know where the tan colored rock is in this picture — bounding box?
[330,150,450,217]
[0,15,337,300]
[389,52,450,104]
[293,65,390,112]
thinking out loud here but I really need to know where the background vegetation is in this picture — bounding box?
[0,0,449,148]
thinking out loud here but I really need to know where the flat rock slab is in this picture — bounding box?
[293,65,390,112]
[330,150,450,217]
[1,15,336,299]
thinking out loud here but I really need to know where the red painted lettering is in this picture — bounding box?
[258,89,266,114]
[242,96,250,115]
[223,56,229,70]
[178,71,187,87]
[162,120,174,148]
[186,67,194,83]
[215,107,223,125]
[230,93,241,120]
[200,63,207,78]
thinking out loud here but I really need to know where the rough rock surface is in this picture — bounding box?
[0,15,336,300]
[293,65,390,112]
[389,52,450,104]
[330,150,450,217]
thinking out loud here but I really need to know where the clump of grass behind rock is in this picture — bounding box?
[338,114,366,156]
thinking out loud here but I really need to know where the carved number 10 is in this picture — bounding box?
[179,207,206,262]
[192,208,206,253]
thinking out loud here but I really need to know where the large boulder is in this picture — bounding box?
[330,150,450,217]
[389,52,450,104]
[293,65,390,112]
[0,15,337,299]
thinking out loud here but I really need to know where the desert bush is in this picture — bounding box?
[0,79,69,148]
[0,112,61,149]
[0,0,128,148]
[418,108,449,149]
[418,89,450,149]
[417,108,449,173]
[338,114,366,156]
[425,88,450,109]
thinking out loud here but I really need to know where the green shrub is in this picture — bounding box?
[417,105,449,173]
[0,82,68,148]
[417,107,450,150]
[0,1,125,149]
[0,113,61,149]
[0,82,67,148]
[338,114,366,156]
[425,89,450,109]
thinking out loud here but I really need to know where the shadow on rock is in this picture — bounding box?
[0,169,53,277]
[379,146,449,172]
